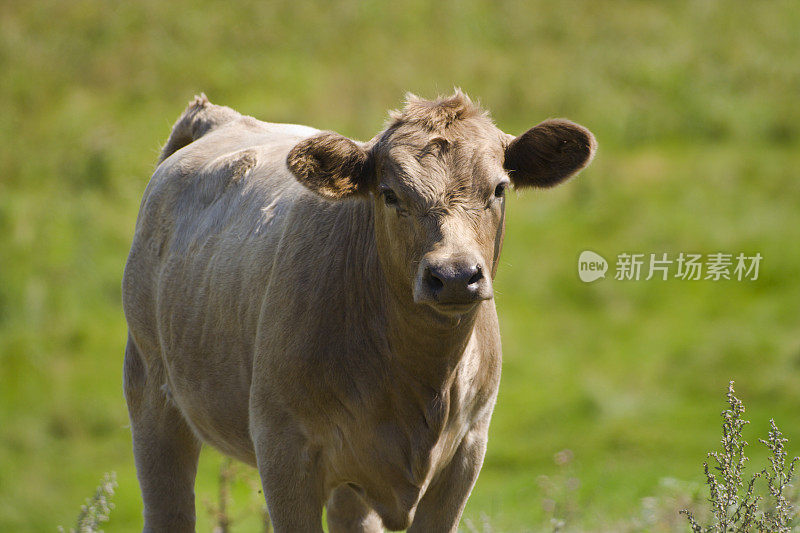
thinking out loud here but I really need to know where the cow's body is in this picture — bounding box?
[123,93,595,532]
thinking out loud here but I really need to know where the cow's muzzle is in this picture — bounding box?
[413,254,493,311]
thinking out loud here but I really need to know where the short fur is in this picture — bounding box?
[122,92,595,532]
[388,90,487,132]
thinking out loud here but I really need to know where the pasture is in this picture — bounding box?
[1,1,799,531]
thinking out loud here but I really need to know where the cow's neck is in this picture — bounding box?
[384,296,481,390]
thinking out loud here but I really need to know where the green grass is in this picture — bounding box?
[1,1,799,531]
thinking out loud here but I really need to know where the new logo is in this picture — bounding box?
[578,250,608,282]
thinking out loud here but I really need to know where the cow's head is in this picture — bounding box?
[287,91,595,318]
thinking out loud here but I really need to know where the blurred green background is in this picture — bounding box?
[1,1,799,531]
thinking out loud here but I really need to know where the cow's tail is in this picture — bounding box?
[159,94,240,163]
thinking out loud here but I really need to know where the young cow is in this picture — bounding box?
[122,91,595,532]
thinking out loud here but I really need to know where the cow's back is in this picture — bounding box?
[122,100,320,462]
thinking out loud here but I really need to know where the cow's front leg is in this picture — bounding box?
[251,413,325,533]
[326,484,384,533]
[407,426,489,533]
[124,335,201,533]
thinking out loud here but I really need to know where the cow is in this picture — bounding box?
[121,91,595,532]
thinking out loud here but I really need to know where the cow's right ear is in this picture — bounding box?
[504,119,596,189]
[287,131,373,200]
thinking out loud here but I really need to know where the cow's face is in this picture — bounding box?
[288,92,596,318]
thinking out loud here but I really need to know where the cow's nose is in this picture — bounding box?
[427,263,482,292]
[421,258,492,305]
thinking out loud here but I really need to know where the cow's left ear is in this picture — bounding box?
[504,119,596,189]
[287,131,374,200]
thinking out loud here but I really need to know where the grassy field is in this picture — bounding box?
[1,1,799,531]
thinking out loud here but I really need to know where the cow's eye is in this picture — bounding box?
[494,182,508,199]
[381,188,399,207]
